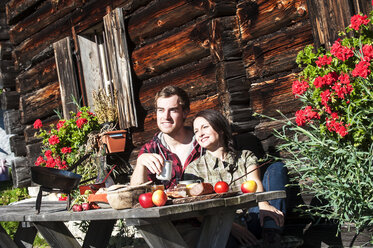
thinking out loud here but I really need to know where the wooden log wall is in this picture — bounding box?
[3,0,373,184]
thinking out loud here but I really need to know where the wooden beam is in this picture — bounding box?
[139,57,217,111]
[19,81,61,124]
[305,0,352,49]
[3,109,24,135]
[9,134,27,156]
[6,0,43,25]
[243,20,313,79]
[132,19,211,80]
[16,56,57,94]
[127,0,207,44]
[0,41,13,60]
[237,0,308,45]
[1,91,19,110]
[9,0,84,45]
[53,37,79,119]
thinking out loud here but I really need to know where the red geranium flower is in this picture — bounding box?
[331,39,354,61]
[44,150,53,158]
[35,156,45,166]
[76,112,82,117]
[350,14,370,31]
[57,120,66,130]
[48,135,60,145]
[33,119,42,129]
[76,118,88,128]
[295,106,320,126]
[61,147,72,154]
[292,80,309,97]
[315,55,332,67]
[352,60,371,78]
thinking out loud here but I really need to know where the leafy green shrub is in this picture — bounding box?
[266,11,373,239]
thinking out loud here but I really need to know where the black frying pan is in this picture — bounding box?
[30,153,91,192]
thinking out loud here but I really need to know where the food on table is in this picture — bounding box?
[241,180,257,193]
[188,182,214,196]
[82,202,90,211]
[151,184,165,193]
[72,204,83,212]
[166,184,187,198]
[139,192,154,208]
[152,190,168,206]
[214,181,229,193]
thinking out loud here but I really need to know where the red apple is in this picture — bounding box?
[82,202,90,211]
[139,192,154,208]
[241,180,257,193]
[214,181,229,193]
[152,190,168,207]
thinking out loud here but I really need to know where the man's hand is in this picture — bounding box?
[231,222,258,246]
[258,203,284,227]
[137,153,164,175]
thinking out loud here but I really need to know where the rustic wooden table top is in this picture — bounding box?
[0,190,286,248]
[0,190,285,222]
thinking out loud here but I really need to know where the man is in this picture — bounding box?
[130,86,201,188]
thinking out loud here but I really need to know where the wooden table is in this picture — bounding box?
[0,190,285,248]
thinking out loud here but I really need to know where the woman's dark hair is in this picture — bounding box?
[194,109,236,154]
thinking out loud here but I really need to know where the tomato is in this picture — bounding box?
[214,181,229,193]
[139,192,154,208]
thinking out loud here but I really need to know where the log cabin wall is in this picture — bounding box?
[2,0,372,186]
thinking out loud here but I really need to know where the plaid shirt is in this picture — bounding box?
[183,150,258,190]
[138,132,202,189]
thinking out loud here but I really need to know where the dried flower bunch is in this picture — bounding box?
[92,88,118,125]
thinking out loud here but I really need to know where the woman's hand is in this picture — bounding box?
[231,222,258,246]
[258,202,284,227]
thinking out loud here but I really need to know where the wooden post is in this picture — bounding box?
[53,37,80,118]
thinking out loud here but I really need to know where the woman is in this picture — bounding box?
[183,109,287,247]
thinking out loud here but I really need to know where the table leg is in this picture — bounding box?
[83,219,116,248]
[0,224,18,248]
[14,222,37,248]
[32,221,80,248]
[137,220,189,248]
[196,210,235,248]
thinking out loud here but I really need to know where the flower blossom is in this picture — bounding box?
[76,118,88,128]
[61,147,72,154]
[326,118,349,137]
[332,73,353,99]
[48,135,60,145]
[57,120,66,130]
[331,39,354,61]
[295,106,320,126]
[350,14,370,31]
[362,44,373,62]
[352,60,371,78]
[76,112,82,117]
[44,150,53,158]
[292,80,309,97]
[35,156,45,166]
[315,55,332,67]
[320,89,331,107]
[33,119,42,129]
[313,72,338,88]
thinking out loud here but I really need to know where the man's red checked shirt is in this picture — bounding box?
[138,132,202,189]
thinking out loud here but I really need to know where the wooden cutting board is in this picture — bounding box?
[171,191,239,204]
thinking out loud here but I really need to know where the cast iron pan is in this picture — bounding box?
[31,166,82,192]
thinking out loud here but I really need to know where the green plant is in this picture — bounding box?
[264,12,373,240]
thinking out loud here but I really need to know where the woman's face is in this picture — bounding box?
[193,116,222,151]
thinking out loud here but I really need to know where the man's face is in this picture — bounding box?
[156,95,187,135]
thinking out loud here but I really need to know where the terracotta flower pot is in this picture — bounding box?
[100,130,127,154]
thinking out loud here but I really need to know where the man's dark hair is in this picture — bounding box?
[154,86,190,112]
